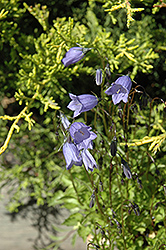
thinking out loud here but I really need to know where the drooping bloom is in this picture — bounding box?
[61,47,91,67]
[121,157,132,179]
[96,69,102,86]
[63,142,82,170]
[69,122,97,150]
[67,93,98,118]
[81,149,97,171]
[105,75,132,105]
[60,112,70,130]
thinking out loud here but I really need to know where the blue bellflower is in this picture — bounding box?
[61,47,91,67]
[96,69,102,86]
[69,122,97,150]
[105,75,132,105]
[63,142,82,170]
[82,149,97,171]
[67,93,98,118]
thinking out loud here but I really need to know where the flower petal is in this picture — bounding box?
[61,47,91,67]
[115,76,132,93]
[82,149,97,171]
[67,93,98,118]
[63,142,82,170]
[69,122,97,150]
[74,127,90,143]
[61,47,84,67]
[105,84,127,96]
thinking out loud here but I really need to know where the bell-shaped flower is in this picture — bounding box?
[69,122,97,150]
[105,75,132,105]
[61,47,91,67]
[81,149,97,171]
[67,93,98,118]
[63,142,82,170]
[96,69,102,86]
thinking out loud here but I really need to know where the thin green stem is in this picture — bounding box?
[84,167,105,219]
[109,161,113,207]
[68,169,83,206]
[115,164,127,249]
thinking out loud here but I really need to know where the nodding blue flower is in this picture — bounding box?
[63,142,82,170]
[105,75,132,105]
[81,149,97,171]
[67,93,98,118]
[96,69,102,85]
[121,157,132,179]
[61,47,91,67]
[60,112,70,130]
[69,122,97,150]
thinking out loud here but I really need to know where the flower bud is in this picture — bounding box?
[61,46,91,67]
[60,112,70,130]
[89,193,95,208]
[133,202,140,216]
[121,157,132,179]
[110,136,117,157]
[105,62,111,81]
[96,69,102,85]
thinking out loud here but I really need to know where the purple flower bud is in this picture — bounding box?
[105,75,132,105]
[133,202,140,216]
[121,157,132,179]
[96,69,102,85]
[69,122,97,150]
[63,142,82,170]
[89,193,95,208]
[110,136,117,157]
[67,93,98,118]
[89,198,95,208]
[61,47,91,67]
[60,112,70,130]
[105,62,111,81]
[121,178,124,185]
[81,149,98,171]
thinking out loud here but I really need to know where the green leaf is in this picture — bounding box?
[62,213,83,226]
